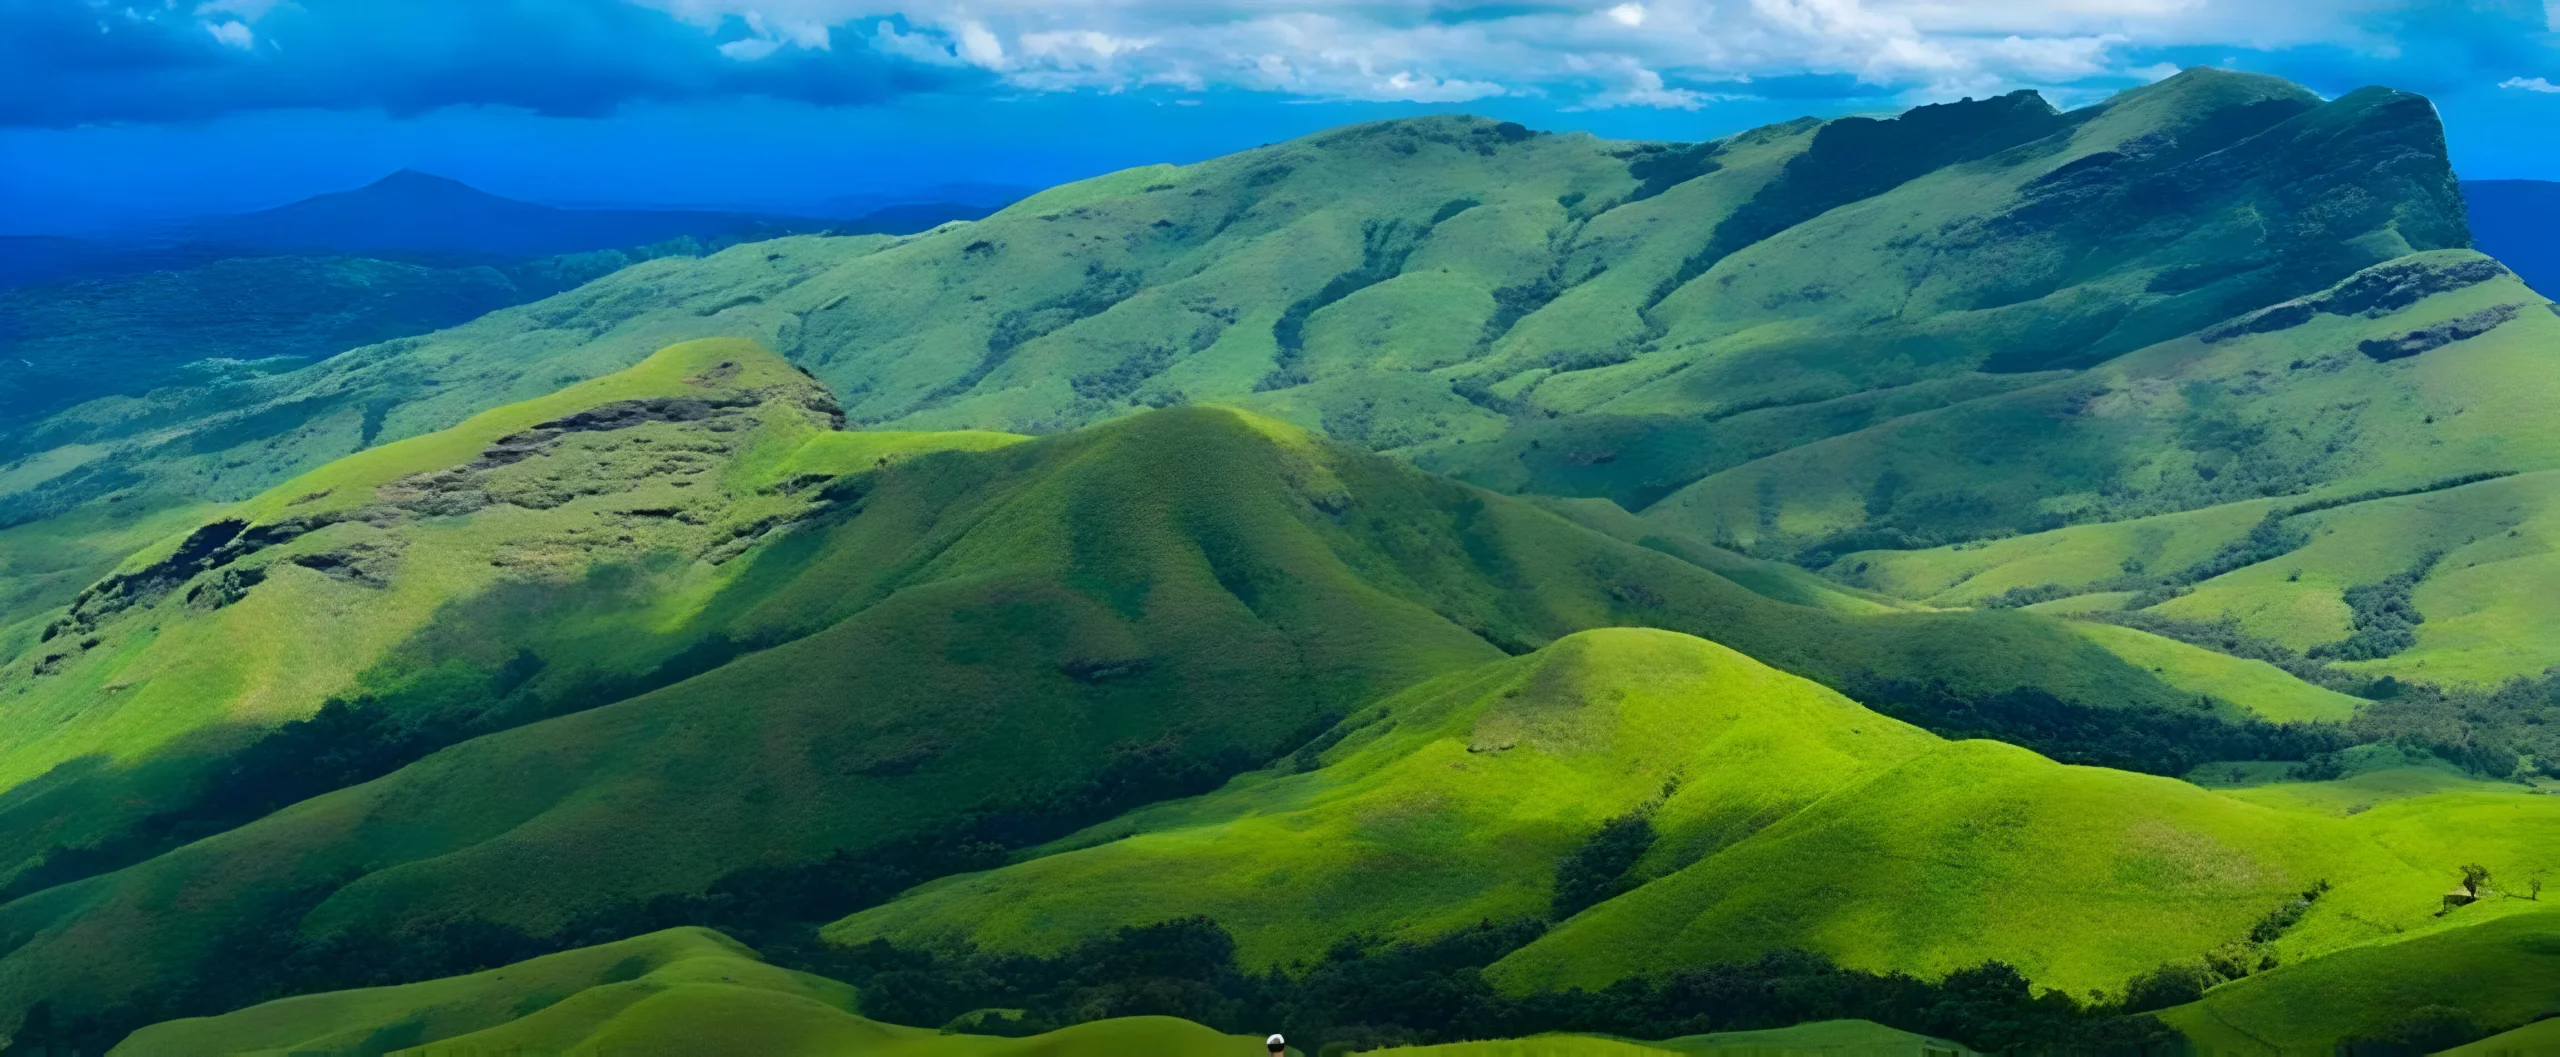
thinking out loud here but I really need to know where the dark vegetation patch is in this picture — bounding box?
[1550,789,1666,920]
[2092,609,2560,779]
[1257,217,1439,391]
[1482,258,1610,350]
[2357,303,2524,361]
[2335,1006,2517,1056]
[2349,672,2560,779]
[2115,880,2329,1014]
[15,912,2178,1055]
[2093,612,2353,692]
[694,293,764,317]
[1841,672,2353,777]
[1622,141,1726,202]
[2308,551,2441,661]
[1069,344,1179,404]
[831,918,2179,1056]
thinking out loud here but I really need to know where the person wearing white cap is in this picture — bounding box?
[1266,1033,1287,1055]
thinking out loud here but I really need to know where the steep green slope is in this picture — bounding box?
[1652,251,2557,562]
[2155,902,2560,1056]
[0,337,879,891]
[103,927,1277,1057]
[832,629,2556,998]
[1420,74,2465,509]
[0,394,2222,1037]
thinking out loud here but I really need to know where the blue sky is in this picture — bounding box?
[6,0,2559,233]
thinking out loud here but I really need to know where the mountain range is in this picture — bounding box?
[0,173,1013,435]
[0,68,2555,1056]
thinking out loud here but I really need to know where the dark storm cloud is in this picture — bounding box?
[0,0,982,127]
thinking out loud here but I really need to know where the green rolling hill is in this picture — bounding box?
[829,627,2557,998]
[2156,900,2560,1056]
[0,339,2271,1040]
[0,63,2553,1056]
[100,927,1281,1057]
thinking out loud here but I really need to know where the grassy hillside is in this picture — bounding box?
[0,388,2237,1039]
[831,628,2557,999]
[2156,902,2560,1055]
[2066,622,2361,723]
[1809,256,2560,687]
[1657,251,2558,562]
[827,629,1942,967]
[0,337,873,891]
[102,927,1280,1057]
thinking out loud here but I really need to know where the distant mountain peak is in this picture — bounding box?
[340,168,509,204]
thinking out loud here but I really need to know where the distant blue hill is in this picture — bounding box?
[0,172,1013,289]
[2464,180,2560,297]
[176,169,825,261]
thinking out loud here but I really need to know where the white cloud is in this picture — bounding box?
[1582,68,1716,109]
[955,19,1006,68]
[2502,76,2560,93]
[204,19,254,49]
[2548,0,2559,32]
[621,0,2447,110]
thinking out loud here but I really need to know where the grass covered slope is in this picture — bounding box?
[2156,902,2560,1056]
[105,927,863,1057]
[1496,746,2559,998]
[827,629,1941,966]
[0,401,2222,1035]
[0,337,879,889]
[2066,623,2361,723]
[105,927,1278,1057]
[1840,465,2560,688]
[834,627,2558,999]
[1653,250,2559,563]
